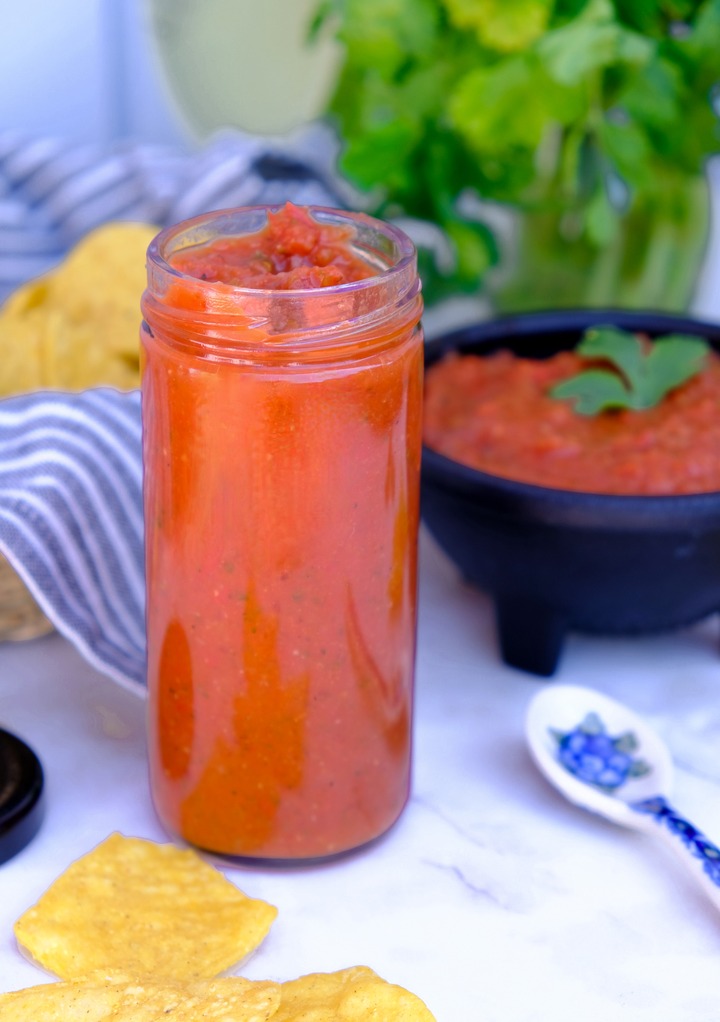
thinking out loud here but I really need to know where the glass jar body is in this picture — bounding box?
[141,206,423,861]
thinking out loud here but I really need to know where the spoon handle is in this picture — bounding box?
[632,796,720,910]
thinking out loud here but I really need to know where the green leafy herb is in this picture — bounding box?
[313,0,720,308]
[550,325,710,414]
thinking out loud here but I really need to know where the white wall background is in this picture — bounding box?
[0,0,340,147]
[0,1,186,146]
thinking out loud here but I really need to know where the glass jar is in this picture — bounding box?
[141,205,423,861]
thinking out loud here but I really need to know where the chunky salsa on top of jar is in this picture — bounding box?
[170,203,375,290]
[423,346,720,496]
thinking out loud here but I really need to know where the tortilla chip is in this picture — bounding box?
[2,275,51,316]
[14,833,277,981]
[0,221,156,396]
[0,976,147,1021]
[110,977,282,1022]
[0,975,281,1022]
[276,966,437,1021]
[0,312,44,393]
[42,315,139,391]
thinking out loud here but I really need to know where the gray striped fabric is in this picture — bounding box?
[0,127,349,692]
[0,389,146,694]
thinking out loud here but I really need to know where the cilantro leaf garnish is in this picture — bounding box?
[550,326,710,415]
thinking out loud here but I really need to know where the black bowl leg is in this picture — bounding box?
[494,595,567,677]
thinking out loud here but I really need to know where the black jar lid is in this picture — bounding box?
[0,727,44,864]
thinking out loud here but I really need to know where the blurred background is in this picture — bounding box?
[0,0,339,146]
[1,0,719,321]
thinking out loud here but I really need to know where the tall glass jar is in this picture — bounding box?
[141,205,423,861]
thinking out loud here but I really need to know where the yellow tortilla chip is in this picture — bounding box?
[0,975,281,1022]
[0,221,156,396]
[109,977,282,1022]
[0,977,146,1021]
[276,966,437,1021]
[0,312,44,394]
[14,833,278,981]
[41,315,139,391]
[50,223,153,342]
[1,275,51,316]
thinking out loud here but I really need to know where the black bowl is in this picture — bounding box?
[421,309,720,677]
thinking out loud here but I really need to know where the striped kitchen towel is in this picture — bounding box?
[0,389,146,694]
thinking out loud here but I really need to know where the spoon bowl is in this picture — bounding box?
[526,684,720,910]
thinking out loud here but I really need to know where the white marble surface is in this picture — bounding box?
[1,528,720,1020]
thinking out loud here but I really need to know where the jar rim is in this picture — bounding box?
[142,204,422,361]
[145,204,417,299]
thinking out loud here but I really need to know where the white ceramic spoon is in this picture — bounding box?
[526,683,720,911]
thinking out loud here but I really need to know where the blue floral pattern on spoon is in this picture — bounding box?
[552,712,720,891]
[551,711,651,792]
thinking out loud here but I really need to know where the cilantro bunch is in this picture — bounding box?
[313,0,720,307]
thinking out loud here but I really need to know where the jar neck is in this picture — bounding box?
[141,205,422,365]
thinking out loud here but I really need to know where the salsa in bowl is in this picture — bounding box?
[421,310,720,676]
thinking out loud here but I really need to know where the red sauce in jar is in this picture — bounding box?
[142,204,423,860]
[423,348,720,495]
